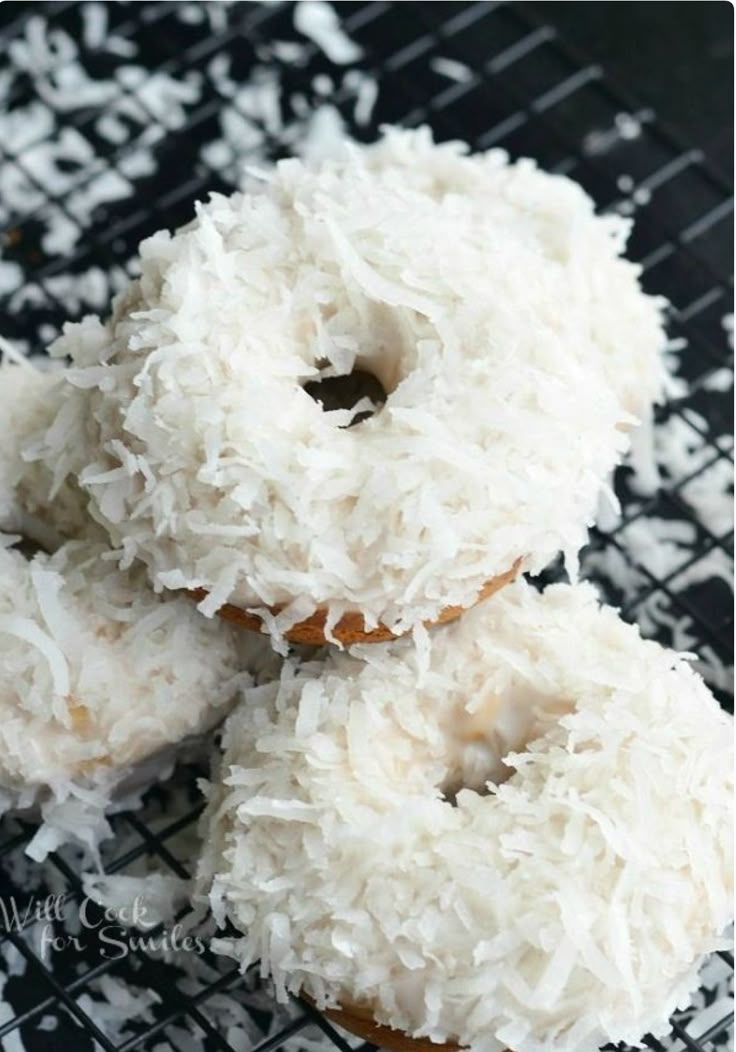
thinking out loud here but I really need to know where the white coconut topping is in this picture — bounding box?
[197,579,733,1052]
[0,535,262,860]
[43,128,667,637]
[0,347,92,547]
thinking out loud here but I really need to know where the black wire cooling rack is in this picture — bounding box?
[0,3,733,1051]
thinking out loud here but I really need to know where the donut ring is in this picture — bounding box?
[0,536,256,860]
[199,579,732,1052]
[51,127,666,645]
[186,560,521,645]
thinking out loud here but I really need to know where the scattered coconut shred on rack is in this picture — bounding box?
[40,127,668,648]
[0,533,273,863]
[196,578,734,1052]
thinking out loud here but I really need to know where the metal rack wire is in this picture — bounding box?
[0,2,732,1050]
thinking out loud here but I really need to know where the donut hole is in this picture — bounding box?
[439,687,569,806]
[441,780,495,807]
[440,739,511,807]
[13,535,49,560]
[303,368,388,427]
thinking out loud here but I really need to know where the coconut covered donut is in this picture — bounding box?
[197,579,733,1052]
[0,533,265,861]
[0,350,92,547]
[45,127,666,644]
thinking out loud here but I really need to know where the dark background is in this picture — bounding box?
[536,1,734,177]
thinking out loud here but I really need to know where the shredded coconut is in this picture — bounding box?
[342,69,378,126]
[41,128,667,639]
[0,536,260,861]
[197,579,733,1052]
[583,110,653,157]
[430,57,473,84]
[0,346,93,547]
[293,1,363,64]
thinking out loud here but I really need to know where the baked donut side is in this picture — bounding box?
[305,995,464,1052]
[187,559,522,645]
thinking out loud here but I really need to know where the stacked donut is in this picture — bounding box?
[199,583,732,1052]
[0,351,277,859]
[42,127,665,645]
[3,128,731,1052]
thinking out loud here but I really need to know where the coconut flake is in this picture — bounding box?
[430,57,473,84]
[293,1,363,64]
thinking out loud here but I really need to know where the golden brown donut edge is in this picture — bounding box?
[186,558,523,646]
